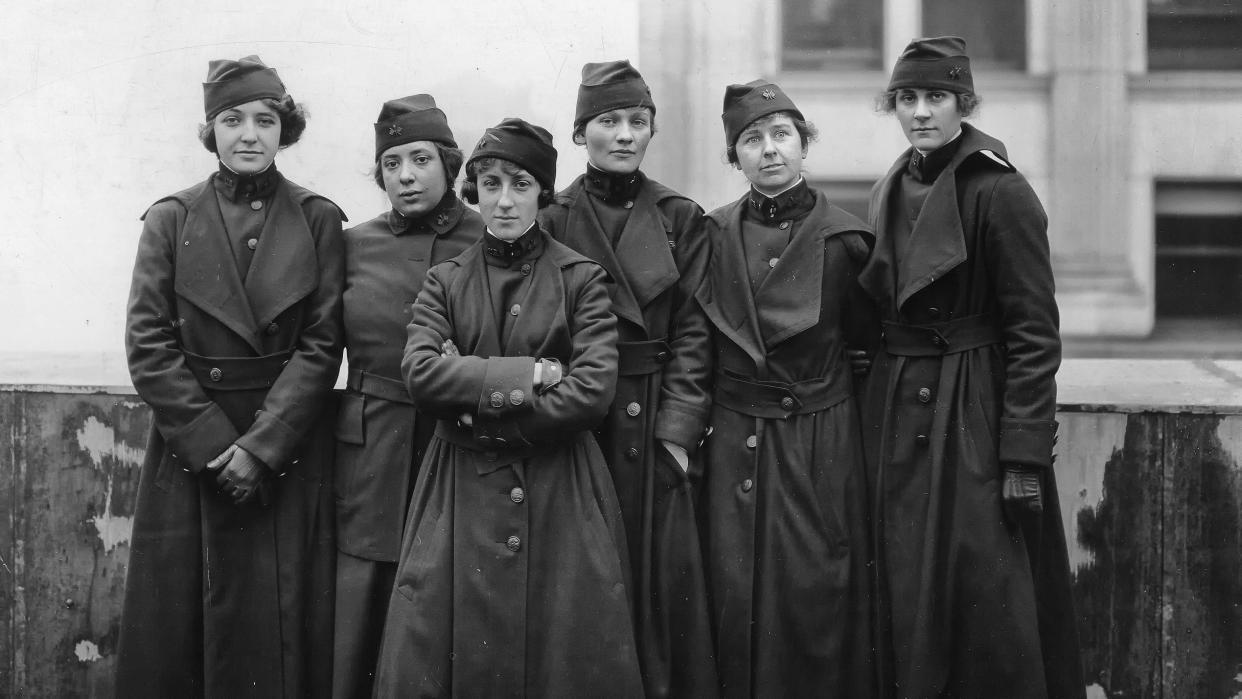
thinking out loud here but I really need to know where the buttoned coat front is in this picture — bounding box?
[373,230,643,698]
[695,190,876,698]
[539,174,717,698]
[116,170,345,699]
[859,122,1083,699]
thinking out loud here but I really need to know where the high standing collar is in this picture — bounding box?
[584,163,644,204]
[746,178,814,222]
[213,161,280,202]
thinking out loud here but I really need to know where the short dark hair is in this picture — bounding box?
[198,95,308,154]
[725,110,819,165]
[370,142,464,191]
[460,157,554,208]
[876,90,981,117]
[571,106,658,145]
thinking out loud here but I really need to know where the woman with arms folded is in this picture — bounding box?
[374,118,643,697]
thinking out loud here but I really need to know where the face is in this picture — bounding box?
[582,107,653,174]
[733,113,806,196]
[895,88,963,152]
[476,160,542,241]
[380,141,450,218]
[213,100,281,174]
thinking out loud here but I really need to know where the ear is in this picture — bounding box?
[572,132,587,146]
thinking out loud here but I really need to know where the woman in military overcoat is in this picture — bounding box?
[694,80,876,698]
[859,37,1083,699]
[373,118,643,697]
[117,56,345,698]
[538,59,717,698]
[331,94,482,699]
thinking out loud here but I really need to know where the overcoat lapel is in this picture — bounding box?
[697,196,766,372]
[245,183,319,327]
[859,157,906,313]
[613,183,679,310]
[557,179,644,330]
[174,184,261,352]
[460,247,504,358]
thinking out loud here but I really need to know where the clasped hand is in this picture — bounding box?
[206,444,268,506]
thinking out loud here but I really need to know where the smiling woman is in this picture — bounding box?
[115,55,345,699]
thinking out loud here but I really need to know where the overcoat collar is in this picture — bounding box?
[386,192,465,237]
[174,172,318,353]
[860,122,1009,313]
[698,189,867,371]
[557,174,679,331]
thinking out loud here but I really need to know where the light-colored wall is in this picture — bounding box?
[0,0,640,367]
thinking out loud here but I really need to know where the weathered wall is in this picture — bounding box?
[6,372,1242,696]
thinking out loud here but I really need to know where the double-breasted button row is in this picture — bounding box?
[626,402,641,417]
[506,535,521,552]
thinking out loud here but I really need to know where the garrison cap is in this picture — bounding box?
[887,36,974,94]
[374,94,456,161]
[203,55,286,120]
[721,80,803,150]
[574,60,655,128]
[468,118,557,194]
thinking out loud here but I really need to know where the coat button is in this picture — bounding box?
[918,387,932,403]
[779,221,790,230]
[254,409,262,419]
[506,535,521,552]
[654,351,670,363]
[626,447,640,460]
[510,304,521,316]
[928,307,942,319]
[490,391,505,408]
[745,435,757,449]
[478,436,493,446]
[510,486,525,504]
[247,237,259,251]
[780,396,795,411]
[209,367,223,382]
[624,201,634,209]
[494,437,509,447]
[509,389,525,406]
[521,263,532,276]
[266,322,279,335]
[768,257,779,268]
[916,434,930,446]
[626,402,641,417]
[932,335,947,348]
[741,478,754,493]
[250,200,264,211]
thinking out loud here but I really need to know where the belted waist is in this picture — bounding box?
[347,368,413,405]
[881,314,1001,357]
[618,338,672,376]
[184,350,292,391]
[713,371,851,419]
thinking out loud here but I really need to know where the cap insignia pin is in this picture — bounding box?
[388,124,403,136]
[948,67,965,80]
[761,89,776,100]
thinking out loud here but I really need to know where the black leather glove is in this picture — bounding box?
[1001,463,1043,527]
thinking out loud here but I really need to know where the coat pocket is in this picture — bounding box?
[335,392,366,445]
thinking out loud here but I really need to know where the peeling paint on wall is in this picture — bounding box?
[1056,412,1129,571]
[75,415,144,468]
[73,639,101,663]
[74,414,139,551]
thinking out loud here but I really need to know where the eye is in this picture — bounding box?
[383,159,399,170]
[744,134,759,145]
[415,155,432,165]
[481,177,500,189]
[599,116,615,127]
[257,116,277,127]
[631,117,648,128]
[514,179,531,190]
[222,115,240,126]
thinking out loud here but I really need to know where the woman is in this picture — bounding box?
[695,80,876,698]
[332,94,482,699]
[117,55,344,698]
[373,118,643,697]
[538,59,717,698]
[859,36,1083,698]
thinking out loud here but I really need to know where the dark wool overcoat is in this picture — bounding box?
[695,189,877,699]
[116,169,345,699]
[540,173,717,698]
[859,122,1084,699]
[332,195,482,698]
[335,197,482,561]
[373,229,644,698]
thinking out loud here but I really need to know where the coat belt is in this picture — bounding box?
[881,314,1001,356]
[346,368,413,405]
[713,371,851,419]
[183,350,293,391]
[618,338,672,377]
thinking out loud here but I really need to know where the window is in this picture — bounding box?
[1154,182,1242,318]
[1148,0,1242,70]
[922,0,1027,71]
[781,0,883,71]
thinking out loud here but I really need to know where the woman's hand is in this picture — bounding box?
[661,440,690,473]
[207,444,268,505]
